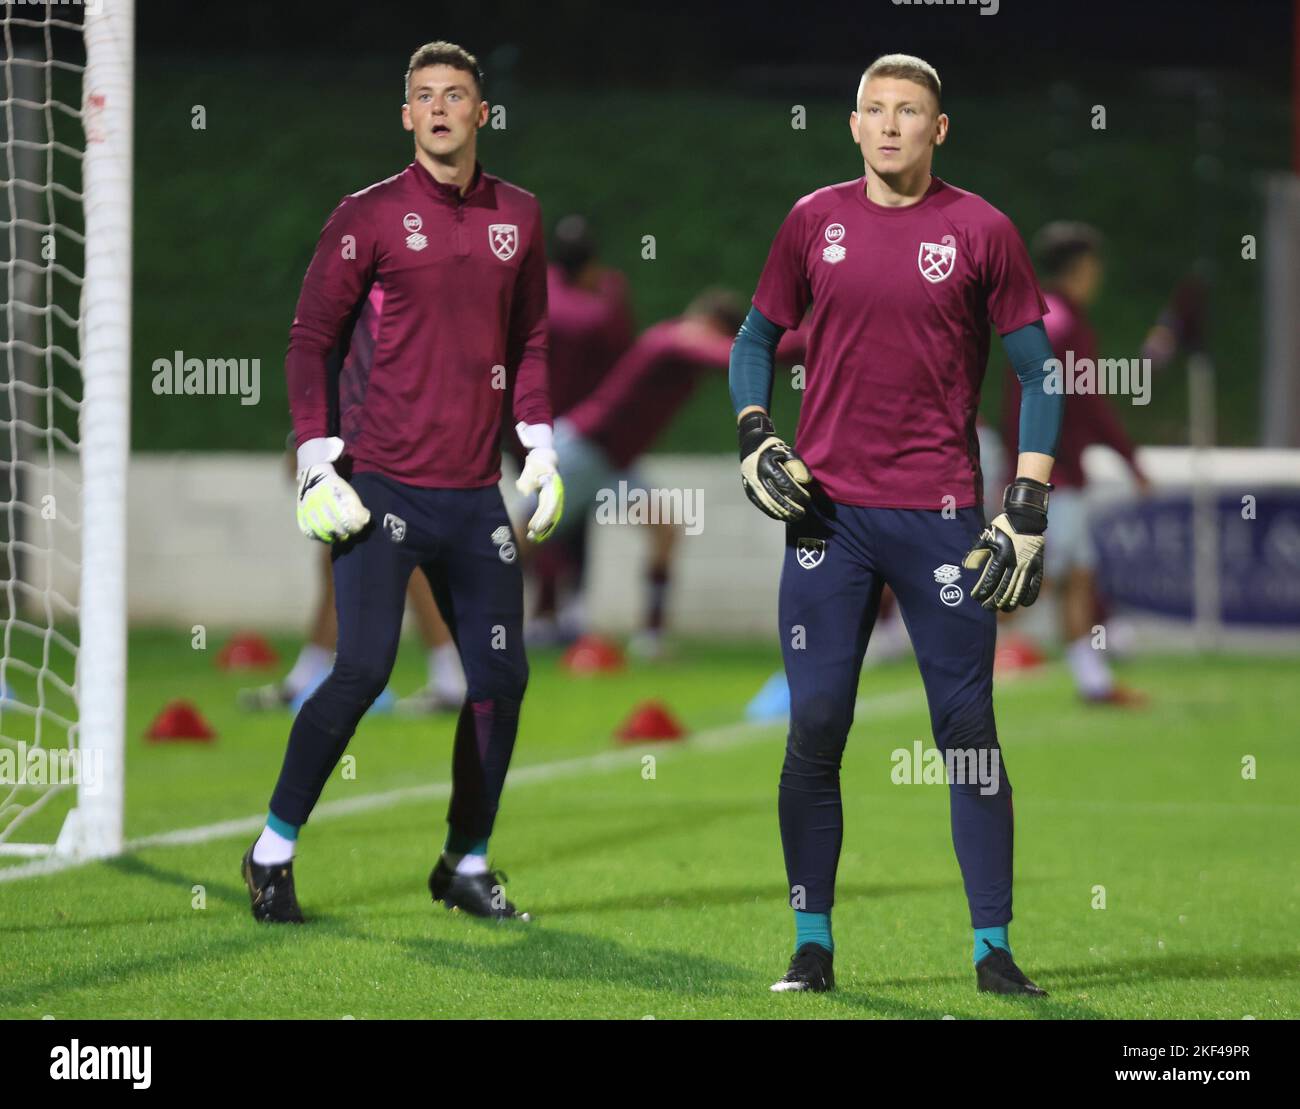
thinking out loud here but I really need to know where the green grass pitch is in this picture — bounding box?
[1,632,1296,1019]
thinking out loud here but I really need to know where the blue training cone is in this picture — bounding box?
[745,670,790,722]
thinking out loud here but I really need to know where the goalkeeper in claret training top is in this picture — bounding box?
[241,40,564,924]
[729,53,1064,995]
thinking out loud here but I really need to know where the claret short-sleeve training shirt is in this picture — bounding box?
[752,175,1046,509]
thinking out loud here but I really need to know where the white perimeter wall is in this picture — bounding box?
[24,447,1300,641]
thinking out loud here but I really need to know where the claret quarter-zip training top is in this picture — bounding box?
[286,159,551,488]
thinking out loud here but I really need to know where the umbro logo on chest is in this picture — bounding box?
[403,212,427,252]
[820,223,847,264]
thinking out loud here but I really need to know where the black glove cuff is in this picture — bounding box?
[1003,477,1052,535]
[737,411,775,461]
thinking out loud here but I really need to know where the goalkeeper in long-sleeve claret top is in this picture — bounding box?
[730,54,1064,996]
[242,40,563,924]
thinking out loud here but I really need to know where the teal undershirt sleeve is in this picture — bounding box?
[1001,320,1063,458]
[729,305,786,415]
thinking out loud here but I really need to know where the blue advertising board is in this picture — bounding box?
[1091,490,1300,626]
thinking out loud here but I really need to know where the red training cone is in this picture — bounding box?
[145,700,216,743]
[614,699,686,743]
[216,632,278,671]
[562,634,625,674]
[994,634,1045,675]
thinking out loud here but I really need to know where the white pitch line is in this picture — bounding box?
[0,687,928,884]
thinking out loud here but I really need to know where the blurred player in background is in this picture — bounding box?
[732,54,1061,996]
[243,40,562,925]
[239,438,466,713]
[542,289,800,657]
[525,215,634,644]
[1002,222,1150,706]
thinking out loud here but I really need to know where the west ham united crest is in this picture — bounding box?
[796,537,825,570]
[489,223,518,261]
[918,234,958,283]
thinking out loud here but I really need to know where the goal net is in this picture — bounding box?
[1,0,131,863]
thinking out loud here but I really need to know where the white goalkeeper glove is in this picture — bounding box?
[295,436,371,543]
[962,477,1051,611]
[514,421,565,543]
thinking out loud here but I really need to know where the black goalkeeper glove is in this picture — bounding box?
[962,477,1052,611]
[737,411,813,522]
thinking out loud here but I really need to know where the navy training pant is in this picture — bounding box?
[778,500,1013,928]
[268,473,528,842]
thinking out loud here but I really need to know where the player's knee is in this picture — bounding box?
[785,701,849,772]
[330,656,392,706]
[472,655,528,703]
[935,712,1012,795]
[941,743,1009,796]
[933,699,996,752]
[790,692,851,752]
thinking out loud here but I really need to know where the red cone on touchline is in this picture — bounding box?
[216,632,278,671]
[145,700,216,742]
[561,633,625,674]
[615,700,685,743]
[994,634,1045,674]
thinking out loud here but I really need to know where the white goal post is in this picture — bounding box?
[0,0,132,861]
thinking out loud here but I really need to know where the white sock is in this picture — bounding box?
[1067,636,1113,698]
[443,851,488,876]
[284,643,332,697]
[252,824,296,866]
[430,644,465,700]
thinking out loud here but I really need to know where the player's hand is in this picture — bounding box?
[514,421,565,543]
[295,436,371,543]
[962,477,1051,611]
[737,410,813,521]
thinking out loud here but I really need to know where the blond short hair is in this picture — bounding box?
[856,54,942,110]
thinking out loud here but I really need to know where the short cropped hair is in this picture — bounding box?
[857,53,942,111]
[552,215,597,280]
[405,41,484,101]
[686,288,746,335]
[1032,221,1103,280]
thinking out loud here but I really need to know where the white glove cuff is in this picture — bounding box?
[515,421,554,452]
[296,436,344,471]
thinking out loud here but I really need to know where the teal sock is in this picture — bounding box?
[794,910,833,953]
[974,925,1010,965]
[444,829,488,856]
[266,811,299,841]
